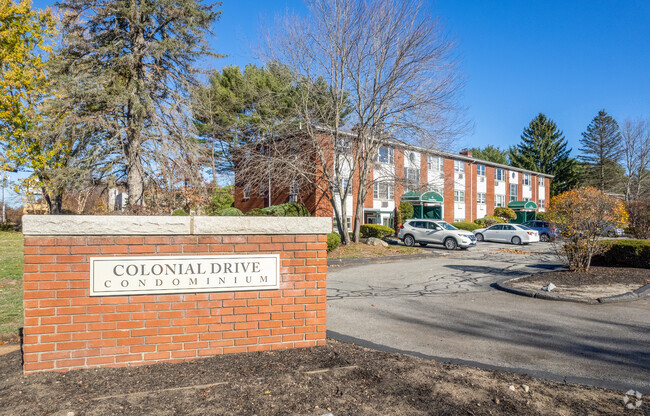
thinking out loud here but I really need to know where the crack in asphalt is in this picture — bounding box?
[327,246,564,301]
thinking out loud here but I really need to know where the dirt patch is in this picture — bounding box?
[328,242,423,259]
[0,339,645,415]
[504,267,649,300]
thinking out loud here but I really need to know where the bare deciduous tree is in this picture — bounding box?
[260,0,464,244]
[621,119,650,201]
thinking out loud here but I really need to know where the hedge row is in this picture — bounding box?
[591,239,650,269]
[360,224,394,239]
[454,221,481,232]
[474,216,505,227]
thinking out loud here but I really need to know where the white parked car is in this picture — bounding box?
[398,219,477,250]
[473,224,540,245]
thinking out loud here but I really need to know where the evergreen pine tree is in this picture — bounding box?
[469,145,509,165]
[510,113,579,196]
[578,109,623,192]
[56,0,221,206]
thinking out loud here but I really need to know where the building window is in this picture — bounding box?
[430,187,443,195]
[538,176,545,186]
[259,180,267,196]
[454,160,465,173]
[539,199,545,209]
[509,183,518,202]
[404,167,420,192]
[334,178,351,194]
[243,185,250,200]
[373,182,394,200]
[495,168,505,182]
[523,173,531,186]
[522,197,531,202]
[477,165,486,176]
[454,190,465,202]
[427,155,443,171]
[511,171,516,180]
[376,146,394,164]
[289,180,299,202]
[495,194,505,207]
[333,216,352,232]
[477,192,486,204]
[454,218,463,223]
[336,139,350,152]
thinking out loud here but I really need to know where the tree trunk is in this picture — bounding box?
[125,132,145,207]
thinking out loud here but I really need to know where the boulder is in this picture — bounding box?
[366,237,389,247]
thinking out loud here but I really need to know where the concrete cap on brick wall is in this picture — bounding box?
[22,215,332,236]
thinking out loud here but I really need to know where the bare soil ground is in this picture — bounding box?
[1,339,646,415]
[504,267,649,299]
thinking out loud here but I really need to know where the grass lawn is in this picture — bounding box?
[0,232,23,341]
[328,241,423,259]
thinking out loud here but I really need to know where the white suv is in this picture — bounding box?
[398,219,477,250]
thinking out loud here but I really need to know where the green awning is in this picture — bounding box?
[400,191,444,205]
[508,201,538,211]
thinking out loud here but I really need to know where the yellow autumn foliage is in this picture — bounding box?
[546,186,628,271]
[0,0,57,172]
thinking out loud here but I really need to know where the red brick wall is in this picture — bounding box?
[443,159,454,223]
[486,166,495,216]
[465,162,473,221]
[22,234,327,374]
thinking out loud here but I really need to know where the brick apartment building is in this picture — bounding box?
[235,135,552,230]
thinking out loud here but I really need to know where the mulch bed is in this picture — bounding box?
[0,339,643,415]
[511,267,649,287]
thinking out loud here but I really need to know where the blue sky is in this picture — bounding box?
[7,0,650,206]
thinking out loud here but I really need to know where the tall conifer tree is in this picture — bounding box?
[56,0,221,206]
[510,113,578,196]
[578,109,623,193]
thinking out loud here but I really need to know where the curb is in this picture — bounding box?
[494,279,649,305]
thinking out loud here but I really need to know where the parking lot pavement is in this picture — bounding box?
[326,244,650,392]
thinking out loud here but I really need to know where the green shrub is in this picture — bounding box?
[245,208,268,216]
[171,208,189,216]
[399,202,414,221]
[592,239,650,269]
[360,224,394,239]
[474,216,504,227]
[326,232,341,252]
[263,202,310,217]
[205,186,235,216]
[218,207,243,216]
[0,222,14,231]
[536,211,551,222]
[454,221,480,231]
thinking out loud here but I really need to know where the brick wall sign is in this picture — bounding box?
[22,215,330,375]
[90,255,280,296]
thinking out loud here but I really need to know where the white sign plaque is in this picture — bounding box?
[89,254,280,296]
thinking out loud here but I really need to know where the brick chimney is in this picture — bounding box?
[460,149,472,157]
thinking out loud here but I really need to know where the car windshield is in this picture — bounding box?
[437,221,457,231]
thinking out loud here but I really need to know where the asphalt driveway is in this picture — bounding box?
[326,242,650,393]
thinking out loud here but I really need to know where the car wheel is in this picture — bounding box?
[511,236,521,245]
[403,235,415,247]
[444,238,457,250]
[419,242,428,247]
[540,233,549,242]
[475,233,484,242]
